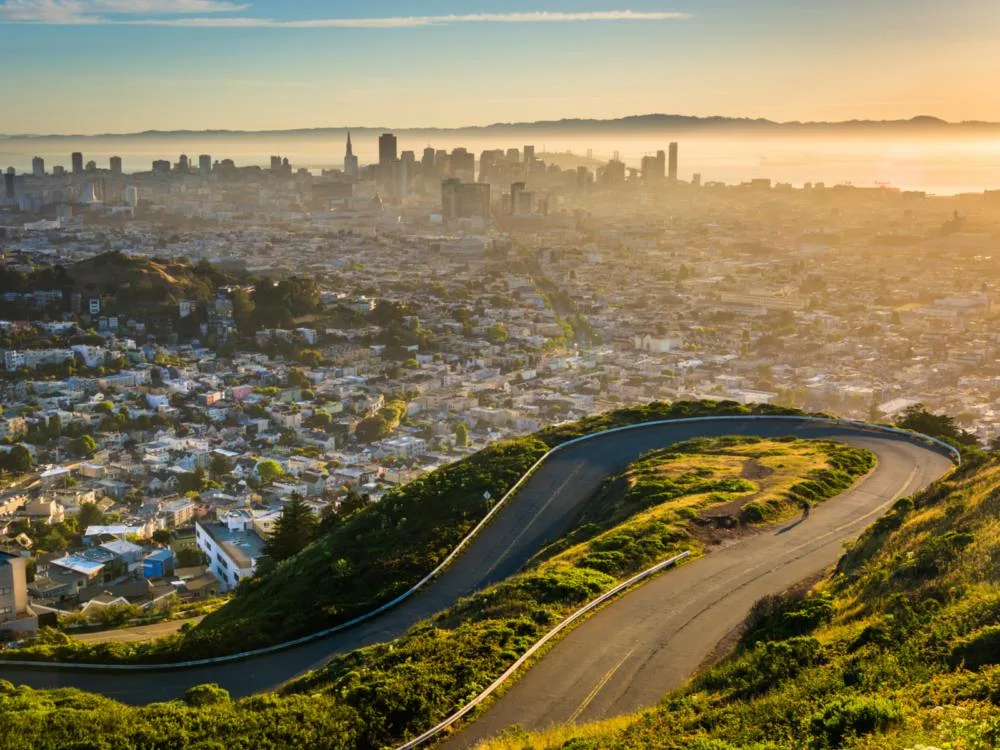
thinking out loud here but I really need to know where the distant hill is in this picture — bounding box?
[67,251,220,308]
[3,114,999,140]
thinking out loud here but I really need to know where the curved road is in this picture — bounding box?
[443,432,952,749]
[0,419,952,707]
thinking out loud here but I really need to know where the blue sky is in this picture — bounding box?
[1,0,997,133]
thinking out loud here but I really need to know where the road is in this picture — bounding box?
[0,419,952,707]
[442,433,951,749]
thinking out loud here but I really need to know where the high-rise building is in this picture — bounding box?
[32,157,45,177]
[71,152,84,175]
[125,186,140,208]
[450,148,475,181]
[524,145,535,166]
[270,155,282,172]
[344,131,359,179]
[668,142,679,181]
[506,148,520,164]
[152,160,171,174]
[442,178,491,223]
[109,156,122,176]
[85,160,97,172]
[378,133,398,193]
[53,165,66,177]
[3,168,15,200]
[421,147,436,176]
[177,154,190,173]
[692,173,702,188]
[199,154,212,175]
[641,150,666,183]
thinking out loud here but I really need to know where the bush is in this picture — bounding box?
[183,683,230,707]
[808,696,902,748]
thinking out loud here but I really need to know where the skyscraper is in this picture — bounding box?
[178,154,190,173]
[668,142,679,181]
[110,156,122,176]
[3,168,15,200]
[421,147,436,176]
[344,131,359,179]
[378,133,398,194]
[270,155,282,172]
[71,152,83,175]
[199,154,212,175]
[32,157,45,177]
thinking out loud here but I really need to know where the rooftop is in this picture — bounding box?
[198,521,265,570]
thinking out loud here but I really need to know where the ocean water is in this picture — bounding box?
[2,132,999,196]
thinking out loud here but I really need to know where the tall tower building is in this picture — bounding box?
[109,156,122,176]
[71,152,84,175]
[3,168,15,200]
[668,142,679,182]
[378,133,398,194]
[199,154,212,175]
[177,154,190,173]
[32,157,45,177]
[344,131,359,179]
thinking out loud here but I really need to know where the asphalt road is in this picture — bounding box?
[443,432,952,749]
[0,419,952,708]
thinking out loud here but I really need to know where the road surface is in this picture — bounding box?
[0,419,952,707]
[443,434,951,748]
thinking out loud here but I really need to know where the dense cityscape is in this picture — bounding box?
[2,127,1000,634]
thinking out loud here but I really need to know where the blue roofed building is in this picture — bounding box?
[142,549,174,579]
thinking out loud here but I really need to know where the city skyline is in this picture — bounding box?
[1,0,998,134]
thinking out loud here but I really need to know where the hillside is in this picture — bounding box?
[67,251,221,308]
[0,434,874,750]
[479,455,1000,750]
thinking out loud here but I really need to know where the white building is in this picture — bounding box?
[195,513,265,592]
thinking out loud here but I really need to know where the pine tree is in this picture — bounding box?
[263,494,318,564]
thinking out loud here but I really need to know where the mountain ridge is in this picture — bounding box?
[3,113,999,140]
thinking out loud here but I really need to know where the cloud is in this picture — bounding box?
[0,5,691,27]
[0,0,248,23]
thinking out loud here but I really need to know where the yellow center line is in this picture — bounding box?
[568,646,637,723]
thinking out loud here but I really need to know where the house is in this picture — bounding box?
[0,551,37,634]
[99,539,145,567]
[195,512,266,592]
[172,565,220,599]
[142,549,174,579]
[160,498,196,528]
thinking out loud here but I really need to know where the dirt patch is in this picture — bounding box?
[741,458,774,481]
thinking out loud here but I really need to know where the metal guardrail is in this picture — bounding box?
[394,550,692,750]
[0,415,957,673]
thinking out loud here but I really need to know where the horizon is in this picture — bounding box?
[2,1,999,133]
[4,111,1000,139]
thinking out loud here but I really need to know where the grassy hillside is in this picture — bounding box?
[0,436,873,750]
[68,251,221,308]
[477,459,1000,750]
[9,400,805,665]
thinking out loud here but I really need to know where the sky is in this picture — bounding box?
[1,0,998,134]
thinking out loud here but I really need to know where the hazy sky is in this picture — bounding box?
[1,0,998,134]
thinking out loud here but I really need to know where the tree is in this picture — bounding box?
[2,445,34,474]
[176,547,205,567]
[486,323,509,344]
[454,422,469,448]
[151,529,172,546]
[77,502,105,532]
[256,459,284,485]
[263,494,318,565]
[209,454,232,480]
[71,434,97,458]
[177,468,206,494]
[896,404,979,447]
[306,410,333,431]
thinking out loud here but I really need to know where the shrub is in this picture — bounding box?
[183,683,230,707]
[808,696,902,748]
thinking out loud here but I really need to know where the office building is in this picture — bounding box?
[125,186,140,208]
[524,145,535,167]
[152,160,171,174]
[378,133,398,194]
[199,154,212,175]
[642,150,666,183]
[32,157,45,177]
[442,178,491,222]
[3,168,15,200]
[109,156,122,176]
[270,155,282,172]
[450,148,475,182]
[71,152,83,175]
[343,132,359,179]
[53,165,66,177]
[177,154,190,173]
[692,173,702,188]
[421,147,436,176]
[668,142,679,181]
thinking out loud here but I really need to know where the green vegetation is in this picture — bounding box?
[354,399,407,443]
[0,435,871,750]
[261,494,318,567]
[477,463,1000,750]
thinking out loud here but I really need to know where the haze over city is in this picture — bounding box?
[2,4,1000,750]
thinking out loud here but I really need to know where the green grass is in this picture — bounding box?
[0,436,873,750]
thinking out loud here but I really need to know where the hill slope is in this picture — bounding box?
[480,455,1000,750]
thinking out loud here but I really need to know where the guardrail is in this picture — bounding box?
[0,415,956,673]
[394,550,693,750]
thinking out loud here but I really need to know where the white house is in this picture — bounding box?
[195,513,265,592]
